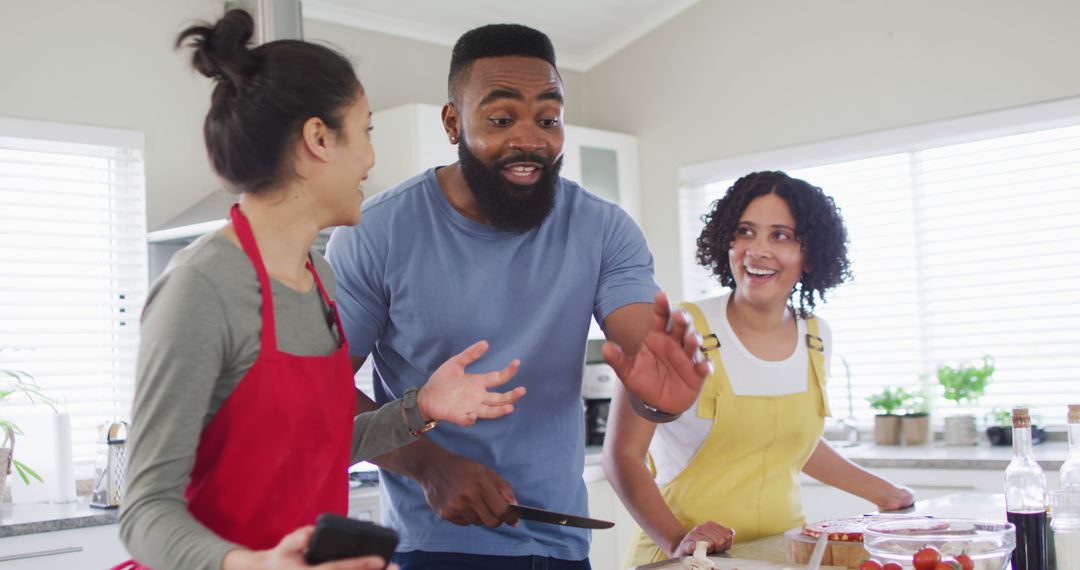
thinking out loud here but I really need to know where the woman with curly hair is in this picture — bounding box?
[604,171,914,566]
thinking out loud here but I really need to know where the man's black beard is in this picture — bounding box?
[457,137,562,233]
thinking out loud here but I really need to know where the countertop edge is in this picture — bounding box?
[3,444,1067,537]
[0,510,118,538]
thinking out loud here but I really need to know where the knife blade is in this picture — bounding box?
[807,531,829,570]
[509,504,614,529]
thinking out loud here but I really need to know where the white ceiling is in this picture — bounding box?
[302,0,700,71]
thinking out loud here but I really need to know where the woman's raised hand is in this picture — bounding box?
[419,340,526,426]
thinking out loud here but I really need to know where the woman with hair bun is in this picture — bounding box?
[116,10,525,570]
[604,171,914,567]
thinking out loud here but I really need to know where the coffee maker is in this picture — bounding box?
[582,339,615,447]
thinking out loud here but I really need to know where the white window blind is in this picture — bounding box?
[679,123,1080,426]
[0,117,146,475]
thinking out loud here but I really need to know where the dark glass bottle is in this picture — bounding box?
[1005,407,1048,570]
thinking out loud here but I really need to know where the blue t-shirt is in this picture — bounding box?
[326,168,657,559]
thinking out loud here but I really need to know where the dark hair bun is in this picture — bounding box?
[176,9,256,90]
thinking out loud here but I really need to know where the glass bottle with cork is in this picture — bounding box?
[1004,406,1048,570]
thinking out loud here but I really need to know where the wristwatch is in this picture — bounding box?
[628,393,682,423]
[401,386,438,437]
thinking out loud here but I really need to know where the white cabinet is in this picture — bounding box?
[348,486,382,524]
[367,104,458,198]
[368,104,641,222]
[562,125,641,223]
[0,524,128,570]
[800,466,1057,522]
[586,465,639,570]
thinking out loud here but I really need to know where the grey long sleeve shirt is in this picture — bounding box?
[119,232,416,570]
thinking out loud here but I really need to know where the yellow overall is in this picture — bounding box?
[628,301,830,567]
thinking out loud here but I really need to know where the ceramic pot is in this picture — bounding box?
[986,425,1046,446]
[874,414,902,445]
[902,414,931,446]
[944,414,977,446]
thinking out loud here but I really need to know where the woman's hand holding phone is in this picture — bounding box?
[222,525,393,569]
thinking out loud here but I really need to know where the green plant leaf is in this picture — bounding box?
[12,459,43,485]
[0,419,21,435]
[867,386,911,415]
[937,355,994,404]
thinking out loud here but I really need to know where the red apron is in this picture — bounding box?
[116,204,356,569]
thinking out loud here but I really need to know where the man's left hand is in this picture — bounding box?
[603,291,711,415]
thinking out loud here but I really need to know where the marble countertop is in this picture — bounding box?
[587,441,1070,471]
[3,442,1067,538]
[833,440,1068,470]
[0,498,117,538]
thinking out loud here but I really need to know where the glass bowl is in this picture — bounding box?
[864,518,1015,570]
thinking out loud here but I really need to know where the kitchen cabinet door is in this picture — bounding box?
[586,470,641,570]
[348,486,382,524]
[0,524,128,569]
[799,467,1036,522]
[587,475,623,569]
[561,125,641,224]
[366,103,458,198]
[366,104,642,224]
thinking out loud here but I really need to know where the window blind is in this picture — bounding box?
[0,117,146,476]
[679,123,1080,427]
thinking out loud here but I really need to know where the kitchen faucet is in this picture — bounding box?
[830,353,859,447]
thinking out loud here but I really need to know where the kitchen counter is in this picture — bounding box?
[3,441,1064,539]
[0,499,116,538]
[589,441,1070,471]
[833,440,1068,471]
[630,492,1008,569]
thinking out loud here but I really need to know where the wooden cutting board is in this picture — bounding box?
[632,556,846,569]
[783,528,867,569]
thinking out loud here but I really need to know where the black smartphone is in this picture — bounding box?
[304,513,399,566]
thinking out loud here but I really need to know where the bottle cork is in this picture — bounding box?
[1069,404,1080,424]
[1012,407,1031,429]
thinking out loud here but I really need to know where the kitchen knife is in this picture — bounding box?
[509,504,614,529]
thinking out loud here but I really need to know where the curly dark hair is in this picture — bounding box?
[696,170,851,318]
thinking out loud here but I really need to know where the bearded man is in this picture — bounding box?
[327,24,709,570]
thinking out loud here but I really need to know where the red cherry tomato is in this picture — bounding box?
[859,560,883,570]
[934,561,960,570]
[913,545,942,570]
[883,563,904,570]
[955,553,975,570]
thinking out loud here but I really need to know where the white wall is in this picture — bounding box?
[8,1,1077,282]
[305,20,588,126]
[580,0,1080,294]
[0,0,221,231]
[0,3,583,230]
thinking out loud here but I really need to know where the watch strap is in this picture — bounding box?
[402,386,438,435]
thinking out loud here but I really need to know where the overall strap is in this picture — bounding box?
[229,204,277,352]
[307,258,347,348]
[678,301,726,420]
[805,316,830,417]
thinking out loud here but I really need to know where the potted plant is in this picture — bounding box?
[985,406,1045,446]
[867,386,908,445]
[1,353,57,501]
[901,388,931,446]
[937,355,994,446]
